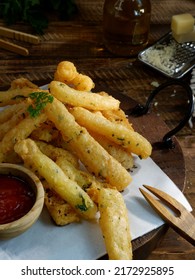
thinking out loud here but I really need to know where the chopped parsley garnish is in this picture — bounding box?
[75,194,88,212]
[27,91,53,118]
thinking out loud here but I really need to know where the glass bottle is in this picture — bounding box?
[103,0,151,56]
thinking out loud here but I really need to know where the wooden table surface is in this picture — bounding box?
[0,0,194,260]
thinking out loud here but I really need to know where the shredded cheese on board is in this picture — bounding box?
[141,41,178,75]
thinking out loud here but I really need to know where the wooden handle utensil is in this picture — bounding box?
[0,26,40,44]
[0,39,29,56]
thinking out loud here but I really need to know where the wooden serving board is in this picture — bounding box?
[98,87,185,260]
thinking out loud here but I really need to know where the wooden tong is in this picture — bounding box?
[0,26,40,56]
[140,185,195,246]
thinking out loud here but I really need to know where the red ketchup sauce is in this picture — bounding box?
[0,174,36,224]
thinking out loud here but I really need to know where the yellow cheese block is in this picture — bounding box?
[173,26,195,43]
[171,13,194,35]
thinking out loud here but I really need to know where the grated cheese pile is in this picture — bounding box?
[141,41,178,75]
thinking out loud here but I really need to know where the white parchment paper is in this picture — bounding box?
[0,156,191,260]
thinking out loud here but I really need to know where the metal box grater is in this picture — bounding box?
[138,32,195,79]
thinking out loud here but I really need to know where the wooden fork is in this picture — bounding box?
[139,185,195,246]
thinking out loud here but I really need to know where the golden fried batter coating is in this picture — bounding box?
[54,61,95,91]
